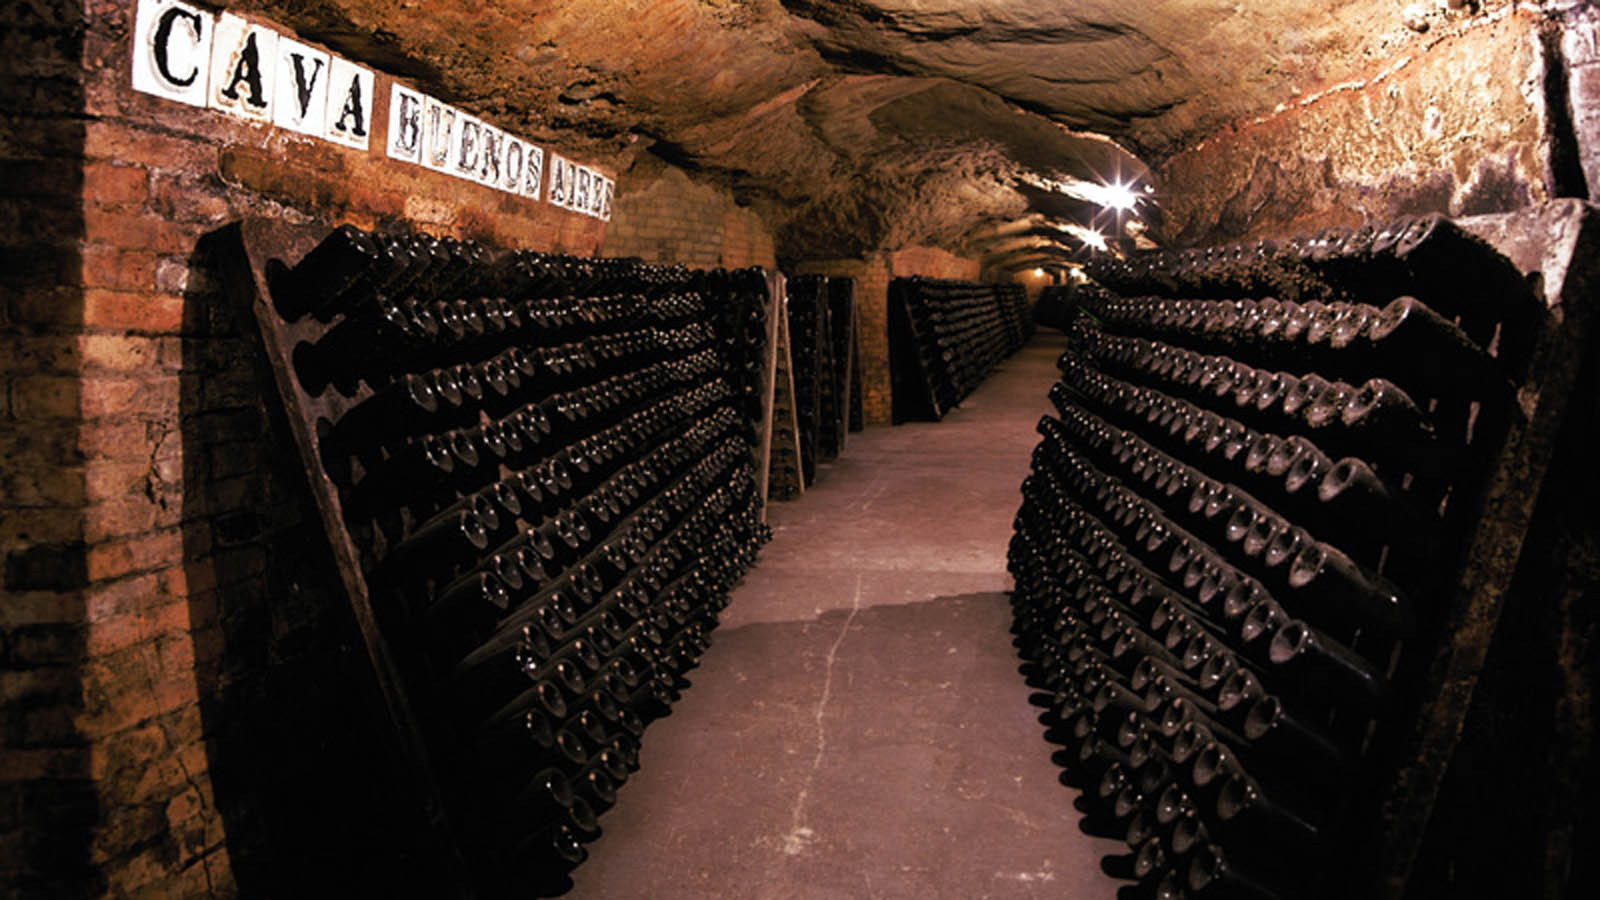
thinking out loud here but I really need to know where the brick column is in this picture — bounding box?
[2,1,98,895]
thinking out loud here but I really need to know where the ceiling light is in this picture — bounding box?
[1058,223,1109,252]
[1017,172,1145,212]
[1032,268,1045,277]
[1098,180,1140,213]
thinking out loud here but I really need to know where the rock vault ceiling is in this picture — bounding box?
[227,0,1468,267]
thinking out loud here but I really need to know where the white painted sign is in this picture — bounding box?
[131,0,214,108]
[561,160,579,210]
[420,95,457,173]
[576,166,593,214]
[452,113,486,182]
[129,0,615,218]
[501,137,525,194]
[324,57,374,149]
[548,154,569,207]
[274,37,331,136]
[477,125,505,188]
[386,82,424,163]
[524,145,546,201]
[208,13,278,122]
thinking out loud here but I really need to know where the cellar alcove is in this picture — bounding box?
[3,2,1599,899]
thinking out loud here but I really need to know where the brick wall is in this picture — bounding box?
[600,159,777,269]
[3,3,610,897]
[2,3,96,898]
[795,246,981,425]
[792,257,892,424]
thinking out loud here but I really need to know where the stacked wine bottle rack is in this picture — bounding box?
[234,221,772,895]
[888,277,1032,421]
[822,277,861,457]
[999,283,1032,344]
[783,275,859,487]
[1009,215,1546,898]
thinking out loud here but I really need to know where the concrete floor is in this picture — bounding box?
[568,331,1123,899]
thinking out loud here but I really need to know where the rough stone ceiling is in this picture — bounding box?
[231,0,1451,267]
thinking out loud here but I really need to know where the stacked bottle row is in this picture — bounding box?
[262,224,772,895]
[784,275,859,487]
[887,277,1033,422]
[1008,217,1524,898]
[1081,214,1541,378]
[820,278,860,459]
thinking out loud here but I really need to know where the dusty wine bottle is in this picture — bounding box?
[270,224,382,321]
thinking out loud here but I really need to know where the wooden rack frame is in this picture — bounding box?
[1370,200,1600,895]
[212,218,468,883]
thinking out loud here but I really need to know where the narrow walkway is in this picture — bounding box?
[570,331,1122,899]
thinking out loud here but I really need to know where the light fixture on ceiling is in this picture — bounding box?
[1058,223,1108,252]
[1098,179,1140,213]
[1017,172,1147,212]
[1032,267,1045,277]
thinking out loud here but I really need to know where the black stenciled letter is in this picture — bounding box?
[456,121,481,174]
[395,92,422,154]
[503,142,524,189]
[219,31,268,109]
[334,75,367,137]
[550,160,565,203]
[288,53,325,118]
[480,130,502,184]
[153,6,204,87]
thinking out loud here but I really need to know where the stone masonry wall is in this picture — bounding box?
[1561,2,1600,205]
[1157,8,1560,246]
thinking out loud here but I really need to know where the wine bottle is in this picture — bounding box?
[1267,619,1392,708]
[1285,542,1413,636]
[270,224,383,321]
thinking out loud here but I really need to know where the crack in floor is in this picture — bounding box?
[780,571,864,856]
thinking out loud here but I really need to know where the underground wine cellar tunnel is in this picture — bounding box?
[6,1,1600,898]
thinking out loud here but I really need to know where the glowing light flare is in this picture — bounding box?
[1098,180,1141,213]
[1018,172,1147,213]
[1061,223,1108,252]
[1031,268,1045,277]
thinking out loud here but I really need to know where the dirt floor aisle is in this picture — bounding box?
[568,330,1122,899]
